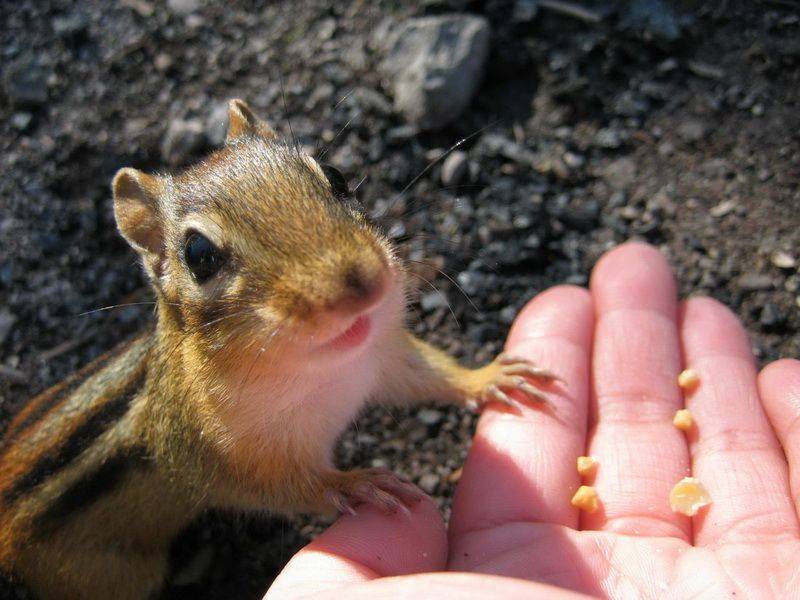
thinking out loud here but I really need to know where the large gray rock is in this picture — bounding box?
[381,15,490,131]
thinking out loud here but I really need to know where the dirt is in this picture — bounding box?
[1,1,798,598]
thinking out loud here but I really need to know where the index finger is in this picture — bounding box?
[449,285,594,539]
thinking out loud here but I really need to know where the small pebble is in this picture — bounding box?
[602,157,636,190]
[418,473,440,494]
[771,251,796,269]
[760,303,784,329]
[441,150,469,187]
[53,13,89,39]
[161,118,206,166]
[499,305,517,324]
[677,120,706,143]
[417,408,443,426]
[355,433,377,446]
[563,152,585,168]
[595,128,622,148]
[4,60,48,107]
[710,200,736,218]
[154,53,174,72]
[10,112,33,132]
[420,291,448,312]
[167,0,201,15]
[0,309,16,346]
[738,273,773,291]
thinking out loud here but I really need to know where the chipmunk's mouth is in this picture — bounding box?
[323,314,371,351]
[302,269,403,356]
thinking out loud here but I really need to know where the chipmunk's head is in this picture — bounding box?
[113,100,404,372]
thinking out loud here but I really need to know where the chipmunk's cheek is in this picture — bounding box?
[253,306,292,338]
[228,274,249,298]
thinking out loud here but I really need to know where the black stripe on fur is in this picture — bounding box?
[33,445,152,536]
[2,369,144,505]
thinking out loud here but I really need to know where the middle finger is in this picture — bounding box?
[583,243,691,541]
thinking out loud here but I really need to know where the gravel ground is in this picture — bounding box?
[1,1,799,598]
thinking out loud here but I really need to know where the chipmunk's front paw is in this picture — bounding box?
[323,468,426,516]
[467,353,561,412]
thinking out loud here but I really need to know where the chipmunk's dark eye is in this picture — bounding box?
[320,164,351,201]
[184,231,225,283]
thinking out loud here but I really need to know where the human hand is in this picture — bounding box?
[266,242,800,599]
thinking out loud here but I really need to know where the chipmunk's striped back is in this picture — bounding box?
[0,333,181,598]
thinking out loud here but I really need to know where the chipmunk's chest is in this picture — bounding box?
[222,344,386,462]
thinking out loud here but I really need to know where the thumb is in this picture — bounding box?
[265,497,446,599]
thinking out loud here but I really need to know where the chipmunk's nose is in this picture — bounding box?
[328,263,387,316]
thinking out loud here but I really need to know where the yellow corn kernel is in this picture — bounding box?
[570,485,599,512]
[576,456,598,477]
[669,477,711,516]
[673,409,693,431]
[677,368,700,391]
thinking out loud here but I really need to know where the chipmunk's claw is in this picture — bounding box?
[324,489,358,516]
[495,375,549,403]
[324,468,425,516]
[471,356,558,412]
[497,353,564,383]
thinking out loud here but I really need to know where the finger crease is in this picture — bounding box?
[707,510,800,546]
[693,427,782,457]
[597,514,689,540]
[595,391,682,425]
[597,307,675,328]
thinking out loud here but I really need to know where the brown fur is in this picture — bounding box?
[0,100,539,599]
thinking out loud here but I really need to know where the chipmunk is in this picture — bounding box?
[0,100,557,600]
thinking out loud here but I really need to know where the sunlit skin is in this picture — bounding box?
[267,242,800,599]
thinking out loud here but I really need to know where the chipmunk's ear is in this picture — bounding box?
[112,168,165,260]
[226,99,277,143]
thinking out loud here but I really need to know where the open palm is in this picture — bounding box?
[267,243,800,599]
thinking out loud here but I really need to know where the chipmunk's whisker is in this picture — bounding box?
[317,114,355,161]
[385,121,498,217]
[405,258,480,315]
[352,174,368,193]
[278,72,299,155]
[78,301,166,316]
[313,89,354,157]
[405,270,460,329]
